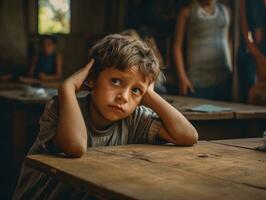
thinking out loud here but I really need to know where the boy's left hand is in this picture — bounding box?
[141,82,155,107]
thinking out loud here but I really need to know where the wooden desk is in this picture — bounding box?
[0,86,57,170]
[210,137,266,150]
[26,138,266,200]
[163,95,266,139]
[0,80,61,90]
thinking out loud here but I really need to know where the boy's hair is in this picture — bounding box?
[88,34,160,82]
[119,29,141,40]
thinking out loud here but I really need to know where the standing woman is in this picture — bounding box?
[173,0,232,100]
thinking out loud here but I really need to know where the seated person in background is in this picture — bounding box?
[13,34,198,199]
[20,35,62,83]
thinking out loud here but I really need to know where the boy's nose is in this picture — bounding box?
[116,90,129,103]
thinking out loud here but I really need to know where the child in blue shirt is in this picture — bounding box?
[20,35,62,83]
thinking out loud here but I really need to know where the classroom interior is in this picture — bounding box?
[0,0,266,199]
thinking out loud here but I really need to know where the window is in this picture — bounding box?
[38,0,71,34]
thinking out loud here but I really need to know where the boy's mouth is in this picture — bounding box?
[109,105,124,113]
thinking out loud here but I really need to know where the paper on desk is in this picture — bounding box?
[186,104,232,112]
[255,145,266,152]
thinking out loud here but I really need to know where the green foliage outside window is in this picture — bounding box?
[38,0,70,34]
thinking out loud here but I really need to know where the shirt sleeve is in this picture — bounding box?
[127,106,164,144]
[29,96,60,155]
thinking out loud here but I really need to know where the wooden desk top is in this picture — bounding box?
[26,139,266,200]
[163,95,266,120]
[0,80,61,90]
[210,137,265,150]
[0,89,57,105]
[0,81,59,105]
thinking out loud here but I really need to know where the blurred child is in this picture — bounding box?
[21,35,62,83]
[13,34,198,199]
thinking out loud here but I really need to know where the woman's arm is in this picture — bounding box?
[240,0,264,57]
[54,60,94,157]
[239,0,266,80]
[142,88,198,146]
[223,5,233,68]
[173,6,194,95]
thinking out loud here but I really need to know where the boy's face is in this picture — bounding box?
[90,66,150,128]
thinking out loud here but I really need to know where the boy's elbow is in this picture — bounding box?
[187,127,198,145]
[54,137,87,158]
[65,145,86,158]
[173,127,198,146]
[190,136,198,145]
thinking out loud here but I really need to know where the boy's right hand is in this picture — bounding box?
[61,59,94,92]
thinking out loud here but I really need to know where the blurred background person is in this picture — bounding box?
[20,35,62,83]
[173,0,232,101]
[239,0,266,105]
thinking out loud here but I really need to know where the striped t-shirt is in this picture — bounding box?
[13,94,162,199]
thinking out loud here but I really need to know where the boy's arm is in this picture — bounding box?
[54,60,94,157]
[142,89,198,145]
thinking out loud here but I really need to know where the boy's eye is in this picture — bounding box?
[111,78,121,86]
[132,87,142,95]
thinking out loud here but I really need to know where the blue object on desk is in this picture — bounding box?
[186,104,232,113]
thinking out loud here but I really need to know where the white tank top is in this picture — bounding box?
[186,1,232,87]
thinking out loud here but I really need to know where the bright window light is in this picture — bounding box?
[38,0,71,34]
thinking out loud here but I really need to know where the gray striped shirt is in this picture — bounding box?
[13,94,162,199]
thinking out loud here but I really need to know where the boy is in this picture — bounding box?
[13,34,198,199]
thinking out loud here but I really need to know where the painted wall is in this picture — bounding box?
[0,0,126,78]
[0,0,27,67]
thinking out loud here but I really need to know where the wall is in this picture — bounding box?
[0,0,126,77]
[0,0,27,67]
[59,0,107,77]
[28,0,108,78]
